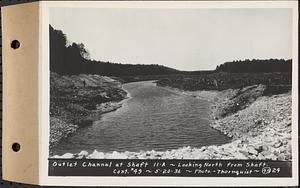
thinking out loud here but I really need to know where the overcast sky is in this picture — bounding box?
[50,8,292,71]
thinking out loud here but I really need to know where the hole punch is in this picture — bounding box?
[12,143,21,152]
[11,40,20,49]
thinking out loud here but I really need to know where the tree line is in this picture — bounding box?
[215,59,292,73]
[50,25,178,76]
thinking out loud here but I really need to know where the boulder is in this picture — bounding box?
[87,150,105,159]
[61,153,75,158]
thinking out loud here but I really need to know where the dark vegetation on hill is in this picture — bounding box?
[50,25,178,76]
[216,59,292,73]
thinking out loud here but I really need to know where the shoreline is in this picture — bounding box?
[49,73,128,151]
[51,84,292,160]
[50,98,127,151]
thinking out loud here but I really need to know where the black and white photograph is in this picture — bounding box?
[48,5,293,164]
[1,1,298,186]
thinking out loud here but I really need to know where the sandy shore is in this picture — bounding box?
[52,84,292,160]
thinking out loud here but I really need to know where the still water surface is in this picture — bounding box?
[53,81,230,155]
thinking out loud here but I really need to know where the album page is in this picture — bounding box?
[2,1,298,186]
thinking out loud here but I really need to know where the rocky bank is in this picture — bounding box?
[52,84,292,160]
[50,72,127,151]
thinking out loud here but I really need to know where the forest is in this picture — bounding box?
[50,25,178,76]
[50,25,292,76]
[216,59,292,73]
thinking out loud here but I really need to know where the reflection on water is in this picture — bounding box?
[52,81,230,155]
